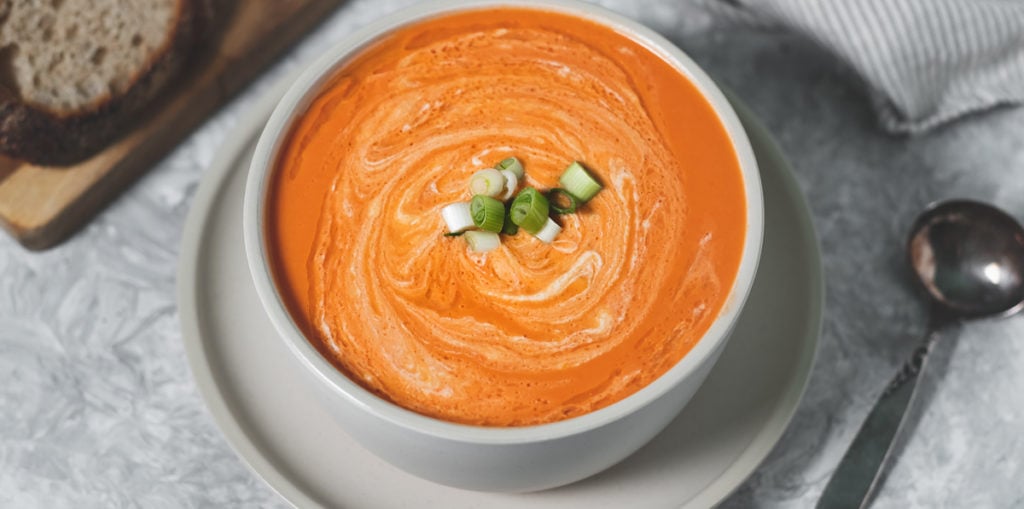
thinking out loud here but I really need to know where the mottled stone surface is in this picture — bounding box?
[1,1,1022,507]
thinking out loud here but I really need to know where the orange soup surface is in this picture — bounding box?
[268,8,747,426]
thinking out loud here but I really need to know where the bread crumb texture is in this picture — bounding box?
[0,0,178,111]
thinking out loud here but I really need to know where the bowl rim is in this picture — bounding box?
[243,0,764,445]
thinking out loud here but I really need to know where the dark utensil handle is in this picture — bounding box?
[815,338,936,509]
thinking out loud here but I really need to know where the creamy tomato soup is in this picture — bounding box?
[266,8,747,426]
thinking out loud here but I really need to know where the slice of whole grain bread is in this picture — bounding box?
[0,0,214,166]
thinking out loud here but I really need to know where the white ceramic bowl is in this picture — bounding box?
[244,0,763,493]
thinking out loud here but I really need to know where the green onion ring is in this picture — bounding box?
[495,157,524,179]
[546,188,580,214]
[509,187,549,234]
[559,161,602,202]
[470,195,506,233]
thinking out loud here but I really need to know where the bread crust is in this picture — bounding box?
[0,0,213,166]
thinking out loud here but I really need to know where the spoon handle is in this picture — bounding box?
[815,335,937,509]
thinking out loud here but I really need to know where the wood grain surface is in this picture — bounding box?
[0,0,345,250]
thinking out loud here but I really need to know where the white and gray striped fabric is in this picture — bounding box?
[706,0,1024,134]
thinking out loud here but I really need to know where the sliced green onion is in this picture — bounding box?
[499,169,519,201]
[495,157,524,179]
[558,161,602,202]
[509,187,549,234]
[464,230,500,253]
[469,168,506,197]
[440,202,474,233]
[444,231,465,237]
[546,188,579,214]
[470,195,505,232]
[533,217,562,244]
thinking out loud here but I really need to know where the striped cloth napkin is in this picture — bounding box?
[707,0,1024,134]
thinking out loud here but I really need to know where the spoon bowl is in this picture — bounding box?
[908,199,1024,318]
[819,199,1024,509]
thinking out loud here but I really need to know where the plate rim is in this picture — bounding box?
[176,77,824,509]
[177,75,326,509]
[684,95,824,508]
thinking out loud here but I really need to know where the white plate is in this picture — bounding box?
[177,79,823,508]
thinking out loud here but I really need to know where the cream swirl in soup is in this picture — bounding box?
[267,8,747,426]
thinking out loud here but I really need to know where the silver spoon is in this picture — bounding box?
[817,199,1024,509]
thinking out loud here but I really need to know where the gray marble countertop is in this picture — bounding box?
[2,1,1022,507]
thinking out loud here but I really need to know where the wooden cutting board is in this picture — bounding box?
[0,0,346,250]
